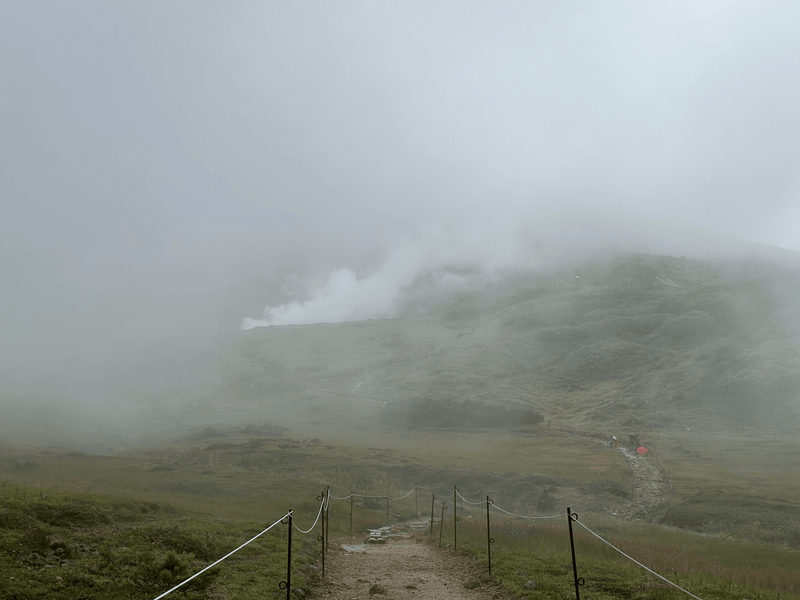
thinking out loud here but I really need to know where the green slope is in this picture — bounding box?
[171,252,800,437]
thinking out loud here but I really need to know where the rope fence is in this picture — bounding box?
[147,475,702,600]
[324,484,705,600]
[293,496,325,534]
[153,511,290,600]
[574,518,704,600]
[488,500,564,520]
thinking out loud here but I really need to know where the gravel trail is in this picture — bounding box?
[314,535,517,600]
[613,446,673,520]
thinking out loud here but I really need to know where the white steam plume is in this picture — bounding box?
[241,225,532,329]
[242,212,798,330]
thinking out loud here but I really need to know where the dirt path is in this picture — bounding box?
[312,441,674,599]
[612,446,673,520]
[314,532,516,600]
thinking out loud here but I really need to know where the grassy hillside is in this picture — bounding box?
[143,252,800,440]
[4,426,800,599]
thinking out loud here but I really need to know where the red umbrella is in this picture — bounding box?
[636,446,648,455]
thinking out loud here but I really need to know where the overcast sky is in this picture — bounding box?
[2,2,799,404]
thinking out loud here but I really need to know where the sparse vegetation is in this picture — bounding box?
[452,514,800,599]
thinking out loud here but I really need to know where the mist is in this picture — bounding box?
[2,1,799,444]
[242,212,800,328]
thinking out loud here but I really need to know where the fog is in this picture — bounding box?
[1,2,799,435]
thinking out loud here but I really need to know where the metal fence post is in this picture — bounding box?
[486,496,494,576]
[429,494,436,540]
[453,486,459,552]
[278,510,292,600]
[349,493,353,536]
[286,511,292,600]
[325,486,330,553]
[439,502,446,548]
[567,507,583,600]
[317,491,325,577]
[386,495,390,527]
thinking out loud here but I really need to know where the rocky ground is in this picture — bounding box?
[611,445,673,521]
[314,531,517,600]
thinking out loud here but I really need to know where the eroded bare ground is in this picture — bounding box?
[611,446,673,521]
[315,535,516,600]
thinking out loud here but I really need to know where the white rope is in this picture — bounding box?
[453,482,505,495]
[153,511,290,600]
[575,520,704,600]
[490,502,565,520]
[348,492,390,499]
[294,498,324,534]
[331,485,418,501]
[456,490,485,505]
[389,487,417,500]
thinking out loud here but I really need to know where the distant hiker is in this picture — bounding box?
[612,435,618,449]
[628,433,641,449]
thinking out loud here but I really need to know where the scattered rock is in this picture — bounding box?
[357,578,369,583]
[369,583,387,595]
[49,539,67,551]
[523,580,538,590]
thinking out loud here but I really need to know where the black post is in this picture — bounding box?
[350,493,353,536]
[386,495,390,527]
[486,496,493,576]
[567,507,582,600]
[317,491,325,578]
[285,510,293,600]
[429,494,436,540]
[415,487,419,517]
[325,486,330,553]
[453,486,458,552]
[439,502,446,548]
